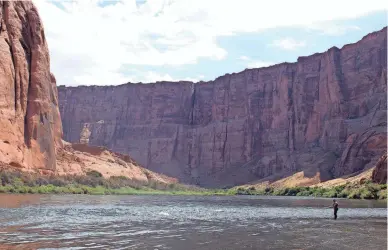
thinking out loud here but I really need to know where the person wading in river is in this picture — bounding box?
[330,199,339,220]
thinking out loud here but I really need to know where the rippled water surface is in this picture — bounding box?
[0,194,386,250]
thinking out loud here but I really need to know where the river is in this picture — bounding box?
[0,194,386,249]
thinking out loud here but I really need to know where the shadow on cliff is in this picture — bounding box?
[205,151,341,188]
[223,150,386,188]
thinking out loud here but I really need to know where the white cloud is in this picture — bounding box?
[138,72,199,83]
[247,61,275,68]
[239,55,250,61]
[74,70,199,86]
[238,56,274,69]
[306,24,361,36]
[32,0,387,86]
[270,38,306,50]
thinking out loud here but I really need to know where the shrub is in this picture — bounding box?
[334,185,346,193]
[378,189,387,200]
[322,190,337,198]
[310,187,326,197]
[367,183,381,192]
[86,170,103,178]
[359,188,375,199]
[348,190,361,199]
[236,187,250,195]
[106,175,146,189]
[88,186,107,195]
[273,188,289,196]
[296,190,312,196]
[74,175,103,187]
[0,170,21,186]
[0,171,12,186]
[20,174,36,186]
[12,177,24,187]
[286,187,301,196]
[49,177,68,187]
[264,187,274,194]
[15,186,29,194]
[35,177,50,186]
[254,188,266,195]
[338,189,350,198]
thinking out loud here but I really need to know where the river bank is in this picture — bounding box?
[0,169,386,199]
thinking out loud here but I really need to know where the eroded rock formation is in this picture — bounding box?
[372,153,387,184]
[58,27,387,188]
[0,0,62,171]
[79,123,91,144]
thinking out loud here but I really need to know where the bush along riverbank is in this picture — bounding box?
[233,182,387,200]
[0,169,219,195]
[0,169,386,199]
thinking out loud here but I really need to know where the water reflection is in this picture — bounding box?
[0,194,43,209]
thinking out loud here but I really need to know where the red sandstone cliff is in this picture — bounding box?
[0,1,62,171]
[58,27,387,188]
[0,0,177,185]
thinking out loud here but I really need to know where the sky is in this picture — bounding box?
[32,0,387,87]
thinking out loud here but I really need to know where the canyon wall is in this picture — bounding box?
[58,27,387,187]
[0,1,62,171]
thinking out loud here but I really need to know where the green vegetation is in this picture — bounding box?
[0,169,225,195]
[232,182,387,200]
[0,169,386,199]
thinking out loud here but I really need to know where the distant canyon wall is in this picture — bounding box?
[58,27,387,187]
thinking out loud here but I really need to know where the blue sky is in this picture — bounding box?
[33,0,387,86]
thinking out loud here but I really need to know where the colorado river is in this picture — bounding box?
[0,194,386,249]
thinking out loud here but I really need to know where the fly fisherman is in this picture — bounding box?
[330,199,339,220]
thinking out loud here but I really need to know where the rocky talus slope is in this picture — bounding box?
[56,142,177,185]
[58,28,387,188]
[0,0,177,185]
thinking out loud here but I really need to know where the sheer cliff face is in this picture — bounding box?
[0,1,62,171]
[58,27,387,187]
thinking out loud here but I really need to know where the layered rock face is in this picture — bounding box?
[372,153,387,184]
[0,1,62,171]
[58,27,387,187]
